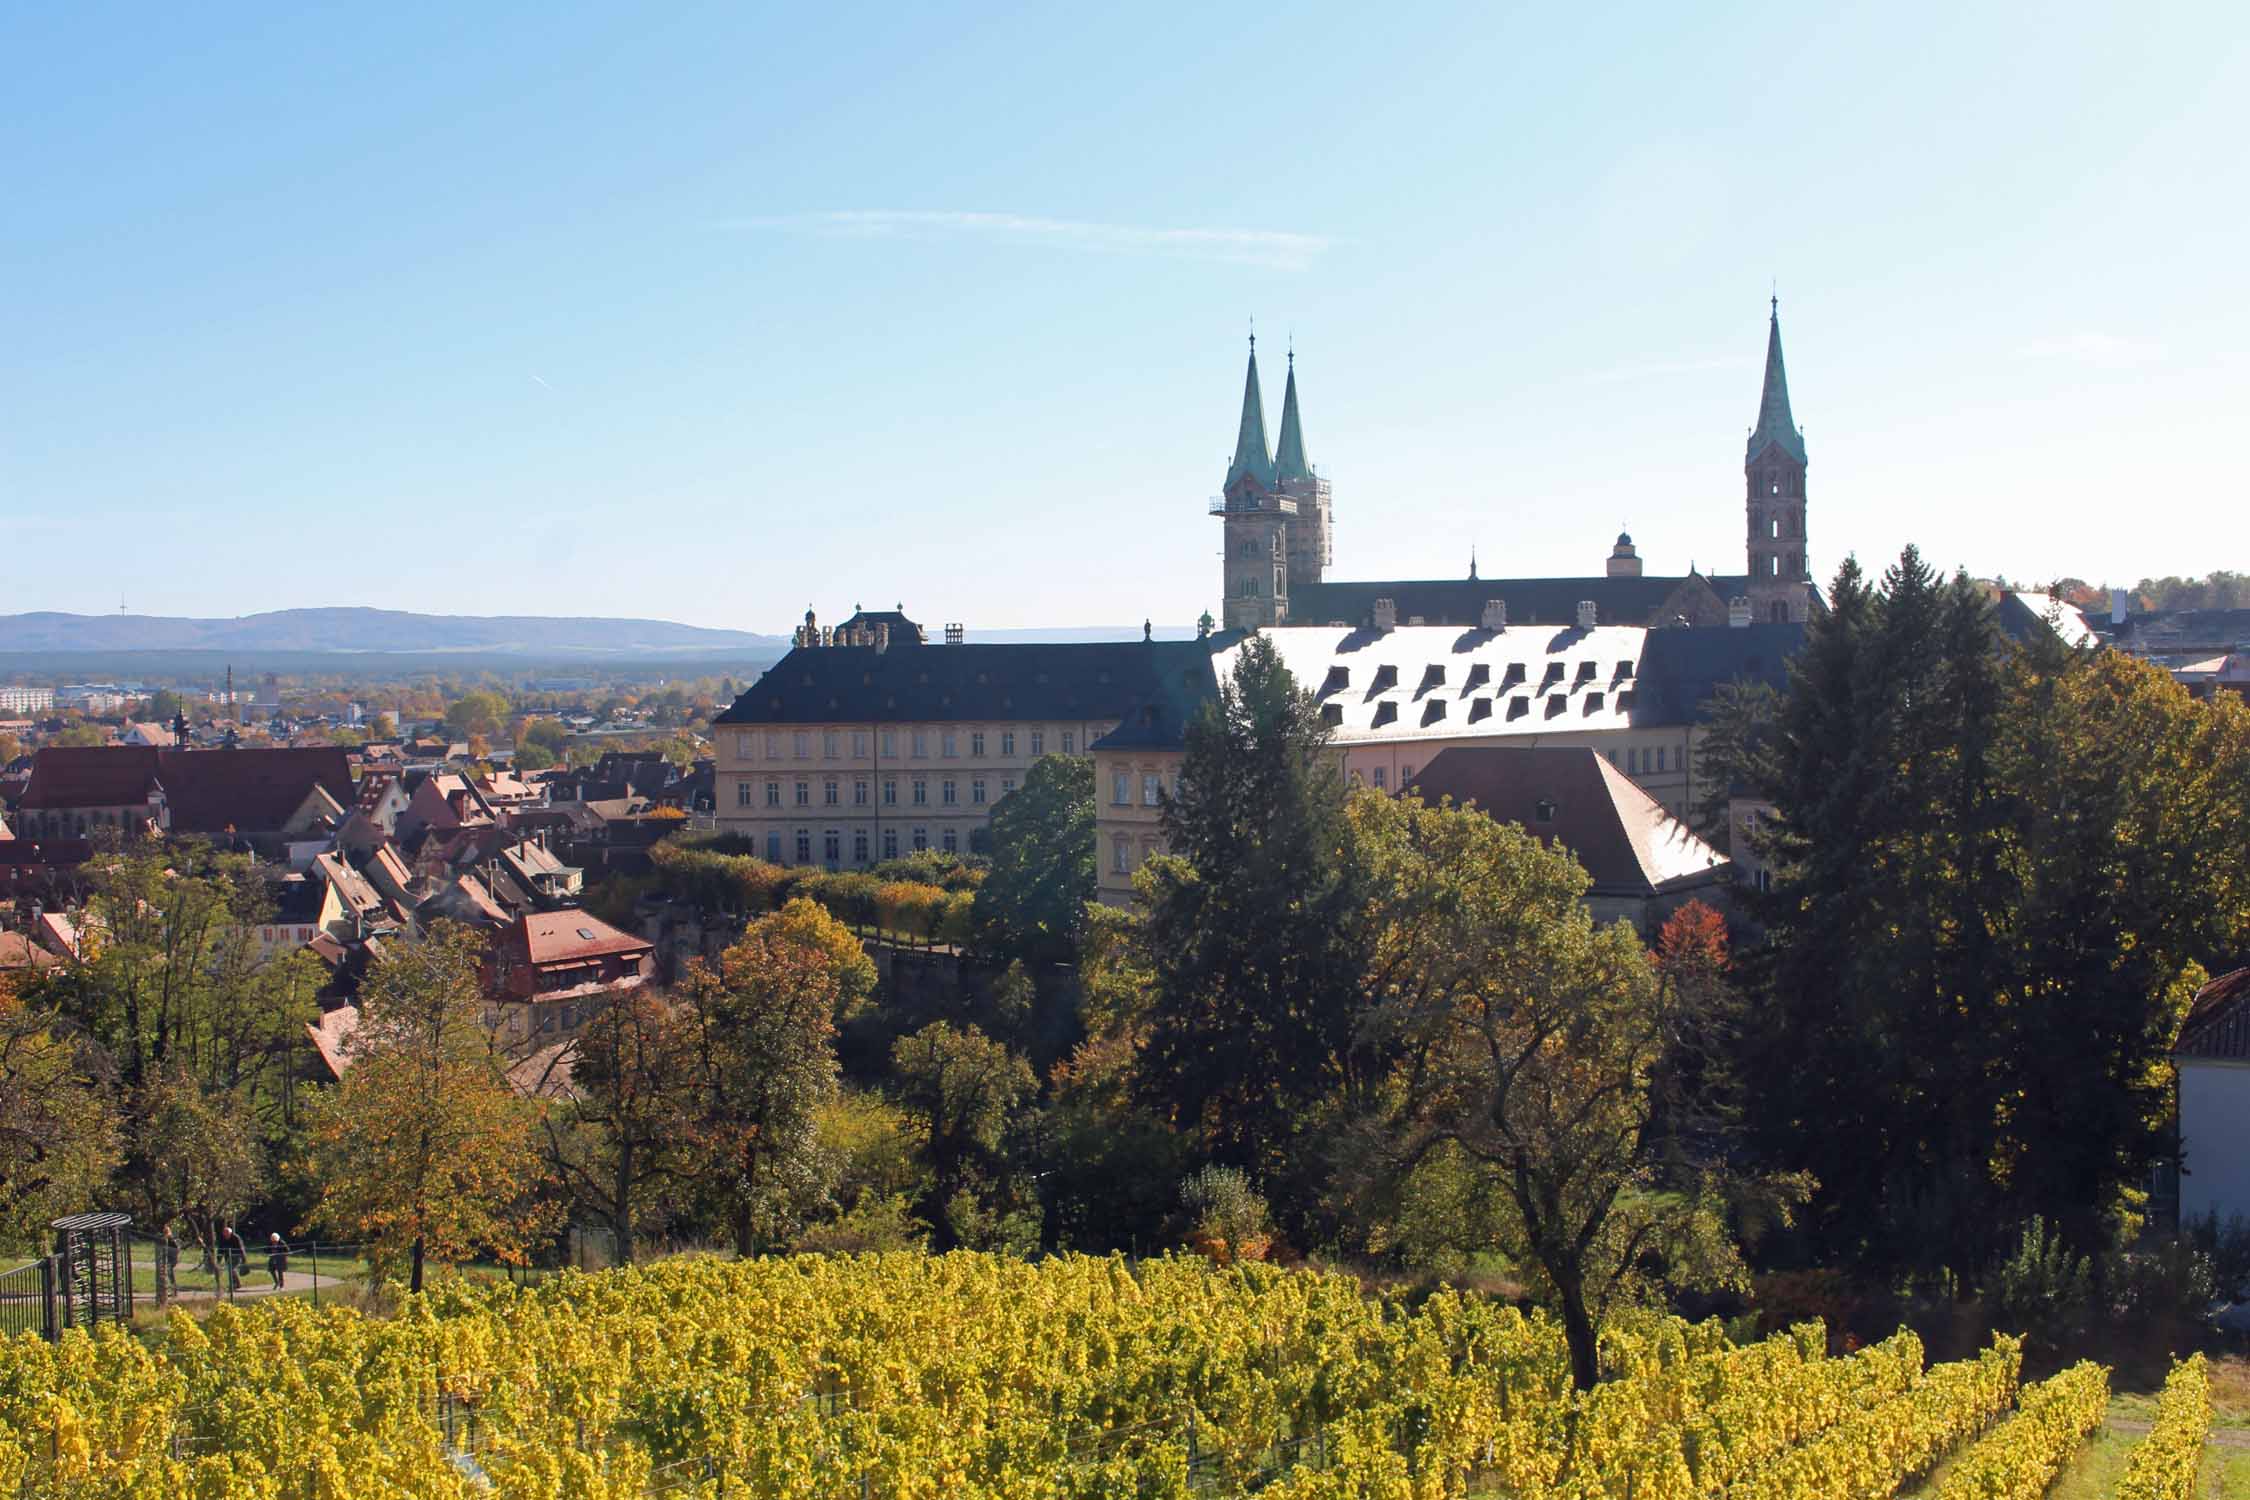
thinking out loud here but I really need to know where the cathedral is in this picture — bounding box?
[1212,301,1816,631]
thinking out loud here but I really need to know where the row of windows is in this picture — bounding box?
[735,728,1082,761]
[768,824,970,867]
[1109,770,1172,806]
[1339,745,1674,792]
[735,774,1018,808]
[1110,833,1164,875]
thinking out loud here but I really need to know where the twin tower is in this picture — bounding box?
[1213,303,1813,629]
[1213,340,1335,630]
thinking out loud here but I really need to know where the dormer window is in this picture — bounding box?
[1371,664,1399,693]
[1418,664,1445,693]
[1500,663,1526,689]
[1321,703,1342,727]
[1573,661,1596,685]
[1467,698,1493,722]
[1464,663,1490,690]
[1372,702,1398,727]
[1540,662,1565,690]
[1535,798,1557,824]
[1322,665,1350,696]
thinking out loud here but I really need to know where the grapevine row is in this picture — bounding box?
[1929,1359,2108,1500]
[2116,1354,2212,1500]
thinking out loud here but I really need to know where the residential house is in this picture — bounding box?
[483,910,656,1051]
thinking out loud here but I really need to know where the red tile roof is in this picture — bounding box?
[514,910,652,966]
[0,932,63,971]
[1405,746,1730,897]
[21,746,353,835]
[305,1004,361,1079]
[2177,967,2250,1062]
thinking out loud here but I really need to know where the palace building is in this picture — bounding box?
[714,303,1818,884]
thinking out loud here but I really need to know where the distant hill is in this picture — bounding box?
[0,608,786,656]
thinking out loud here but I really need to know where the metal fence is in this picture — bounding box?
[137,1237,376,1310]
[0,1257,56,1342]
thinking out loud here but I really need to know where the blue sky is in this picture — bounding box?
[4,2,2244,632]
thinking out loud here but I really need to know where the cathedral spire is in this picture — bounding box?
[1748,297,1806,464]
[1225,334,1276,490]
[1274,346,1313,483]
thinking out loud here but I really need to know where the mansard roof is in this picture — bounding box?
[713,638,1220,727]
[1287,574,1749,631]
[1095,620,1803,754]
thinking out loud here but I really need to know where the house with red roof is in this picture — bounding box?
[483,909,654,1050]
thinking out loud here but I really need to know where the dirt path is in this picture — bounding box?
[2102,1417,2250,1450]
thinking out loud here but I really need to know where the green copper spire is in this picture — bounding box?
[1748,297,1806,464]
[1273,348,1312,483]
[1225,335,1276,490]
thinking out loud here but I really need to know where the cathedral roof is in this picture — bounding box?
[1287,575,1749,631]
[1748,301,1807,465]
[1273,354,1312,483]
[1225,340,1276,490]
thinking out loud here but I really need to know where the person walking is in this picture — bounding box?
[217,1224,245,1293]
[265,1232,289,1290]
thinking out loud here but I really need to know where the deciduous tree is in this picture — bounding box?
[302,923,552,1290]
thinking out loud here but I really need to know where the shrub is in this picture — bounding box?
[1182,1166,1274,1265]
[1993,1217,2090,1340]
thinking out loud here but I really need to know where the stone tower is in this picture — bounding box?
[1272,349,1332,597]
[1216,336,1291,629]
[1745,299,1811,623]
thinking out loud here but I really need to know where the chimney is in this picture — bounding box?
[2109,588,2128,626]
[944,623,965,646]
[1481,599,1508,631]
[1371,598,1398,631]
[1728,596,1753,628]
[1575,600,1598,630]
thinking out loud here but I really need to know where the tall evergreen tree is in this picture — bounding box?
[1137,635,1376,1223]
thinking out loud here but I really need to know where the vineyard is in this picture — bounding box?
[0,1252,2214,1499]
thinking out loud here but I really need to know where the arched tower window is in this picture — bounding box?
[1770,601,1789,623]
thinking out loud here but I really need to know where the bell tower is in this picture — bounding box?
[1215,334,1291,629]
[1745,298,1810,623]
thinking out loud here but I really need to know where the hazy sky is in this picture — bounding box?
[5,3,2244,632]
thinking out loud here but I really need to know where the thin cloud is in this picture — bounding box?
[530,375,552,390]
[2017,332,2164,368]
[732,210,1332,271]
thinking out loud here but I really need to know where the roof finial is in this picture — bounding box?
[1248,315,1255,352]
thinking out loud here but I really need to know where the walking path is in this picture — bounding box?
[2102,1416,2250,1449]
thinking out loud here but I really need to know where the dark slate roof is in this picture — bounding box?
[1287,574,1747,630]
[1405,746,1730,897]
[1628,622,1804,723]
[836,608,924,643]
[2114,608,2250,655]
[22,746,353,834]
[1088,637,1235,751]
[714,639,1220,727]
